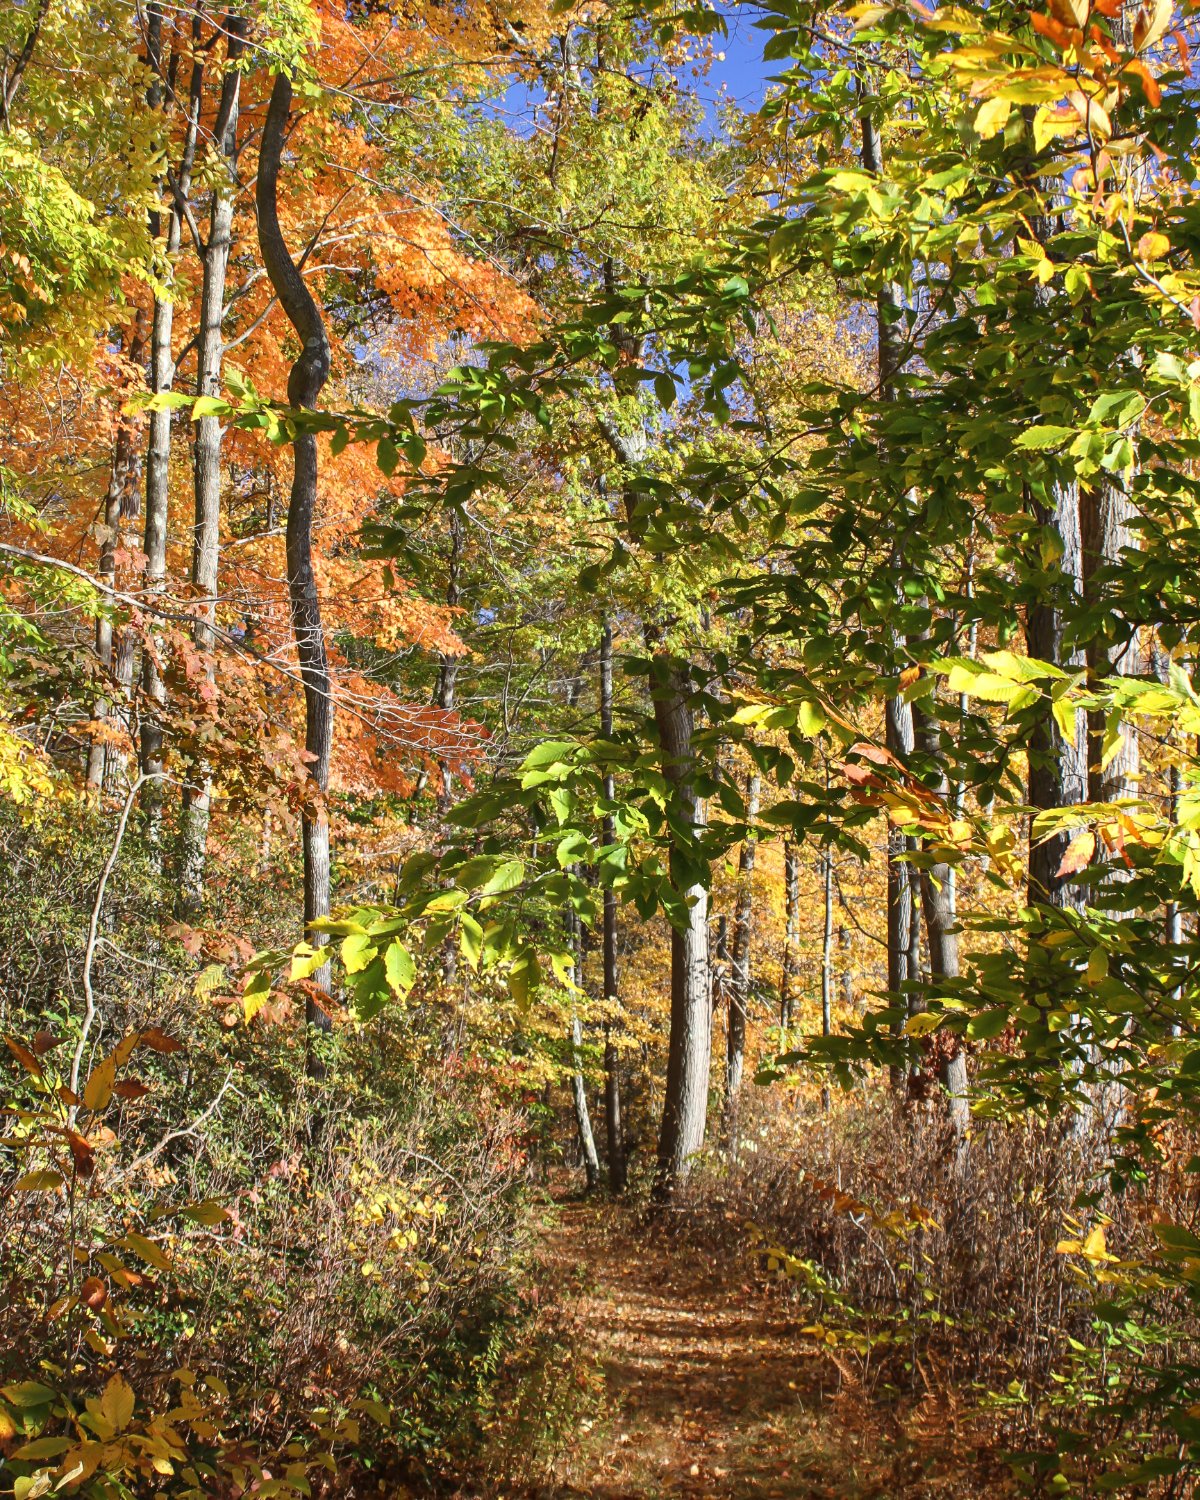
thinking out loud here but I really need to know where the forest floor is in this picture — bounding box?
[472,1193,1017,1500]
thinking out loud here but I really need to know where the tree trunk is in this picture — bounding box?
[140,21,202,847]
[780,839,800,1033]
[596,411,710,1204]
[176,17,245,912]
[435,508,462,811]
[723,771,759,1150]
[912,699,969,1135]
[87,314,148,792]
[820,841,834,1113]
[568,906,600,1192]
[861,105,919,1042]
[257,71,334,1078]
[599,615,626,1192]
[1082,478,1140,804]
[1025,477,1088,910]
[651,661,710,1204]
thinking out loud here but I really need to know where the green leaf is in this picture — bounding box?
[460,912,483,970]
[341,932,376,974]
[797,701,827,737]
[967,1009,1010,1041]
[377,435,400,476]
[478,859,524,897]
[384,941,415,997]
[1014,425,1075,450]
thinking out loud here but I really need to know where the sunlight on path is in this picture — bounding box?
[512,1200,1012,1500]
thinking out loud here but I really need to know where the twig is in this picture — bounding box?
[115,1069,237,1183]
[69,773,158,1116]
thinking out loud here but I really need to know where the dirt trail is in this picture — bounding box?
[519,1198,1011,1500]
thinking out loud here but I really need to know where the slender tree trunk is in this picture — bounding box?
[599,616,626,1192]
[820,840,834,1112]
[568,906,600,1192]
[87,315,148,792]
[912,699,969,1135]
[177,17,245,912]
[435,508,462,811]
[723,772,759,1151]
[140,21,202,847]
[861,105,918,1046]
[780,839,800,1033]
[257,72,334,1078]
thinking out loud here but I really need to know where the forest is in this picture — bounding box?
[2,0,1200,1493]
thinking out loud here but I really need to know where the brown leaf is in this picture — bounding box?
[141,1028,183,1054]
[4,1036,43,1078]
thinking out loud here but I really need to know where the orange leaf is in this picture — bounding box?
[1125,57,1162,105]
[80,1276,108,1309]
[1033,11,1075,46]
[1056,830,1096,876]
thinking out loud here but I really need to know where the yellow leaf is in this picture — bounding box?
[1135,0,1173,51]
[14,1169,64,1192]
[904,1010,944,1037]
[99,1374,134,1434]
[1137,230,1170,261]
[974,96,1012,138]
[1083,1225,1109,1259]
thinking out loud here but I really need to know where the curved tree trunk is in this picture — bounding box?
[257,71,334,1078]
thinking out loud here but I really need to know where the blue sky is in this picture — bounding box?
[496,3,775,137]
